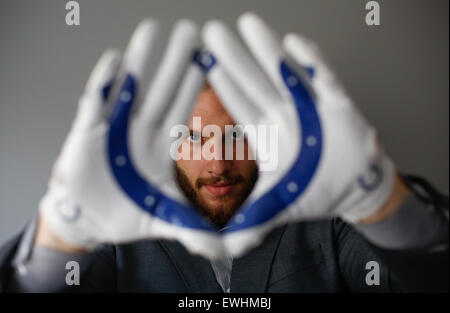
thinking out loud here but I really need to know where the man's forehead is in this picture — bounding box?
[187,87,236,130]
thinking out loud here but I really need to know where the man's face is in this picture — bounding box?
[175,86,258,229]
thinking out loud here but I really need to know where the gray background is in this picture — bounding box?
[0,0,448,245]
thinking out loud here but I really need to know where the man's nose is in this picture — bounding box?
[205,137,231,175]
[207,157,231,176]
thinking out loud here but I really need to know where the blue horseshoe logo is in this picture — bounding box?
[106,51,322,233]
[224,59,322,232]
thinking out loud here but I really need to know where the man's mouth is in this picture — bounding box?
[203,183,234,197]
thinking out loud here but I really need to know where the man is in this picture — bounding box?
[175,83,259,231]
[0,14,448,292]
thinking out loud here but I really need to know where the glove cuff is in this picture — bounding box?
[339,154,397,224]
[38,187,101,251]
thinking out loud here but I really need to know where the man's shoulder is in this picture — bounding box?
[0,233,23,292]
[283,218,348,241]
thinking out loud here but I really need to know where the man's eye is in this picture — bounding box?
[188,132,201,143]
[227,127,243,141]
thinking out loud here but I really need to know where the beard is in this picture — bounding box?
[175,165,258,229]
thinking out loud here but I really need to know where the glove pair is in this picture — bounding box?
[39,13,396,259]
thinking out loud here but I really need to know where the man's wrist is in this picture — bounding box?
[358,173,410,225]
[35,214,88,254]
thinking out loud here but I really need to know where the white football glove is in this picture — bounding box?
[202,13,397,257]
[39,19,224,258]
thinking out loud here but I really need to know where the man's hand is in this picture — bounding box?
[202,13,401,256]
[37,19,223,258]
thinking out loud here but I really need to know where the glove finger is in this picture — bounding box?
[85,49,121,99]
[140,19,200,126]
[284,33,355,109]
[205,57,262,159]
[160,61,205,166]
[237,12,315,132]
[283,33,336,84]
[202,20,283,117]
[237,13,297,101]
[74,49,121,130]
[108,19,159,132]
[120,19,159,81]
